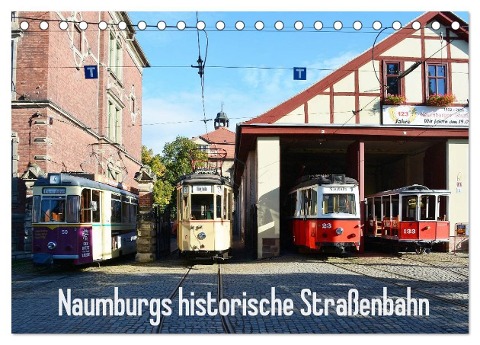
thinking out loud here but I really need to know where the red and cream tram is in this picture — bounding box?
[287,174,361,254]
[363,184,450,253]
[176,171,234,260]
[32,173,138,265]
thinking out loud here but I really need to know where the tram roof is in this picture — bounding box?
[366,184,451,197]
[34,173,138,198]
[290,174,358,191]
[177,172,232,186]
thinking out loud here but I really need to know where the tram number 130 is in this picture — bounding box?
[403,228,416,234]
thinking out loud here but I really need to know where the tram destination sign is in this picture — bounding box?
[382,105,469,127]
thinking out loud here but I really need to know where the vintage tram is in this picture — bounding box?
[176,171,233,260]
[363,184,450,253]
[31,173,138,265]
[287,174,361,254]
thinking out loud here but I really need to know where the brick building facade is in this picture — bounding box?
[11,11,149,252]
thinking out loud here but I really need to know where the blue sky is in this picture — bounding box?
[126,10,470,154]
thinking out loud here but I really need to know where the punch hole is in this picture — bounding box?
[333,21,343,30]
[157,21,166,30]
[353,21,362,30]
[392,21,402,30]
[196,21,206,30]
[59,21,68,30]
[98,21,108,30]
[294,21,304,30]
[39,21,49,30]
[412,21,421,30]
[79,21,88,30]
[275,21,284,30]
[431,21,440,30]
[118,21,127,30]
[235,21,245,30]
[20,21,29,30]
[255,21,264,30]
[216,21,225,30]
[372,21,382,30]
[314,21,323,30]
[177,21,186,30]
[451,21,460,30]
[137,21,147,31]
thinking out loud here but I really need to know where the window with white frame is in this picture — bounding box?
[109,32,122,80]
[107,99,122,144]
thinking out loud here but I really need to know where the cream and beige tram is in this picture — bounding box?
[176,172,233,259]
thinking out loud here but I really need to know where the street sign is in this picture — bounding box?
[293,67,306,80]
[84,65,98,79]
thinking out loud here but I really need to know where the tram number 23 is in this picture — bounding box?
[321,223,332,229]
[403,228,416,234]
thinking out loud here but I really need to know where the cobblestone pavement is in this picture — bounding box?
[11,250,469,334]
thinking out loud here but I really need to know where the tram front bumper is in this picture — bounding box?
[33,253,53,265]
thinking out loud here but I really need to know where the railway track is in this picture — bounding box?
[155,262,235,334]
[398,254,469,279]
[324,258,468,311]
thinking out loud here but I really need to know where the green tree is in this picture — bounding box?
[141,146,172,208]
[161,136,204,184]
[141,137,206,211]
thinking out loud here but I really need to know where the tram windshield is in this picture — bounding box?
[322,194,356,215]
[191,194,214,220]
[33,195,79,223]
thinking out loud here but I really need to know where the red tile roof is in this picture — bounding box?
[198,127,236,159]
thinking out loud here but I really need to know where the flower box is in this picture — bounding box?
[383,94,406,105]
[426,94,456,107]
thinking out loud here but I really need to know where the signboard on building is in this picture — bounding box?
[293,67,306,80]
[84,65,98,79]
[382,105,469,127]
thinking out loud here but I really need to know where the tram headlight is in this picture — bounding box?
[47,241,57,250]
[335,228,344,235]
[197,232,206,240]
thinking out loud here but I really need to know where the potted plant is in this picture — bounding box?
[426,94,456,107]
[384,94,406,105]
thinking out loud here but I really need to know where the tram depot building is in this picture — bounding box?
[233,11,469,258]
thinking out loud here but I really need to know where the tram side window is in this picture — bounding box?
[420,195,436,220]
[92,190,101,222]
[382,196,391,219]
[191,194,214,220]
[402,196,417,220]
[80,189,101,222]
[81,189,91,223]
[438,195,448,221]
[32,196,40,223]
[374,197,382,219]
[111,194,122,223]
[391,195,399,218]
[122,196,129,222]
[182,194,189,221]
[223,189,229,220]
[300,188,317,216]
[66,195,80,223]
[216,194,222,219]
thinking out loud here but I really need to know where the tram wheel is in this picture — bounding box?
[415,246,425,255]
